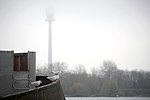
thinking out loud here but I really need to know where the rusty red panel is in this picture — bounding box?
[20,54,28,71]
[14,56,20,71]
[14,53,28,71]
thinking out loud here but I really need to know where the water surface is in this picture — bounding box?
[66,97,150,100]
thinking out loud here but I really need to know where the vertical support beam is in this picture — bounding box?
[28,52,36,83]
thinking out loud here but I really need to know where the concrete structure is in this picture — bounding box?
[0,51,36,97]
[46,9,54,66]
[1,80,66,100]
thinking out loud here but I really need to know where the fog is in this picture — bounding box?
[0,0,150,71]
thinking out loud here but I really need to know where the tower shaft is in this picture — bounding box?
[48,22,52,66]
[46,8,54,67]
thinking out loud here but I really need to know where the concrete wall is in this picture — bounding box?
[28,52,36,82]
[0,51,36,97]
[1,80,66,100]
[13,72,30,90]
[0,51,14,97]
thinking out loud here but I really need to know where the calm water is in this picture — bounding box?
[66,97,150,100]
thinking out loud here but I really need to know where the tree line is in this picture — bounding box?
[36,60,150,97]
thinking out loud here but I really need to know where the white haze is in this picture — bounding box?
[0,0,150,71]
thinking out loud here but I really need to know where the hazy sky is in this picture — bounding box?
[0,0,150,71]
